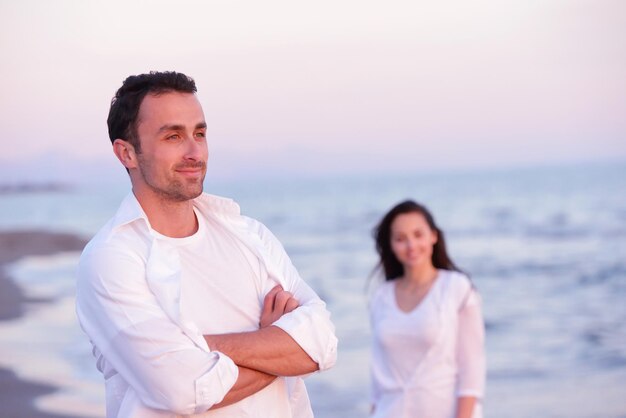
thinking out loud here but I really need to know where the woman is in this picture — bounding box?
[369,200,485,418]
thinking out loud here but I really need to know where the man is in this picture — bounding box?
[76,71,337,417]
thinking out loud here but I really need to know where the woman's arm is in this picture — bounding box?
[455,396,478,418]
[455,287,486,418]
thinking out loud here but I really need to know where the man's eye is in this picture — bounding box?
[195,132,206,138]
[166,134,181,140]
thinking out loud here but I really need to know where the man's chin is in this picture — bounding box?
[182,176,205,200]
[189,187,203,200]
[163,183,204,202]
[178,184,203,201]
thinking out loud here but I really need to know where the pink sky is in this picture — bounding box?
[1,0,624,181]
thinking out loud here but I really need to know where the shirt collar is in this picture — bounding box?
[111,191,241,233]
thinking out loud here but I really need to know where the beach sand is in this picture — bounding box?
[0,230,88,418]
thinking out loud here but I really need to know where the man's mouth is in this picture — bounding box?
[175,164,205,177]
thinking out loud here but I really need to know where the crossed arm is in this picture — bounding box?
[79,235,335,414]
[207,285,319,409]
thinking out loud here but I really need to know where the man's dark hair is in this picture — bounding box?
[107,71,197,152]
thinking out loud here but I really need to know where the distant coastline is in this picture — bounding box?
[0,183,74,195]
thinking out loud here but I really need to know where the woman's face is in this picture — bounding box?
[390,212,438,270]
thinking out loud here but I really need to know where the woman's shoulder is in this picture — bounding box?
[368,279,395,304]
[438,269,476,305]
[372,278,395,294]
[439,269,471,287]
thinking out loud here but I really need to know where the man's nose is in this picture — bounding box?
[183,136,207,160]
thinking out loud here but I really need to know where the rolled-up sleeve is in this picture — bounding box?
[252,220,338,371]
[76,245,239,415]
[455,289,486,398]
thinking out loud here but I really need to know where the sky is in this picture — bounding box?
[0,0,625,183]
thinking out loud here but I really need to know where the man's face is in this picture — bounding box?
[133,92,208,202]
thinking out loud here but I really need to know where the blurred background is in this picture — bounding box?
[1,1,625,417]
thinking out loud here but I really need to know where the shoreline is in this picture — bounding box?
[0,230,88,418]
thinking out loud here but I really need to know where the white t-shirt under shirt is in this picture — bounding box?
[369,270,486,418]
[174,210,263,334]
[159,210,290,417]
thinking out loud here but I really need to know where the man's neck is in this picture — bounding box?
[133,189,199,238]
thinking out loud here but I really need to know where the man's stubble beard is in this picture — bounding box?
[137,156,206,203]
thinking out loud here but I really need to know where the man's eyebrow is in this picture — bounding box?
[157,122,207,133]
[157,124,185,133]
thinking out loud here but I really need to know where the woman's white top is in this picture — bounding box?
[369,270,485,418]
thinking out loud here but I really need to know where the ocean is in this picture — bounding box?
[1,161,625,417]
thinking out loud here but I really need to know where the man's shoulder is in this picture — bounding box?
[80,214,150,266]
[77,219,150,298]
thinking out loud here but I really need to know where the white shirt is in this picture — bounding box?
[369,270,485,418]
[76,192,338,417]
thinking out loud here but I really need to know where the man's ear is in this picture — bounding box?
[112,139,138,170]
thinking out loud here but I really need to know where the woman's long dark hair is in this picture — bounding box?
[373,200,463,280]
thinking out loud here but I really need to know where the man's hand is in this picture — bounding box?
[204,285,318,377]
[259,285,299,328]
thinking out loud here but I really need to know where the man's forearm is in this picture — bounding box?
[210,366,276,410]
[205,326,319,376]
